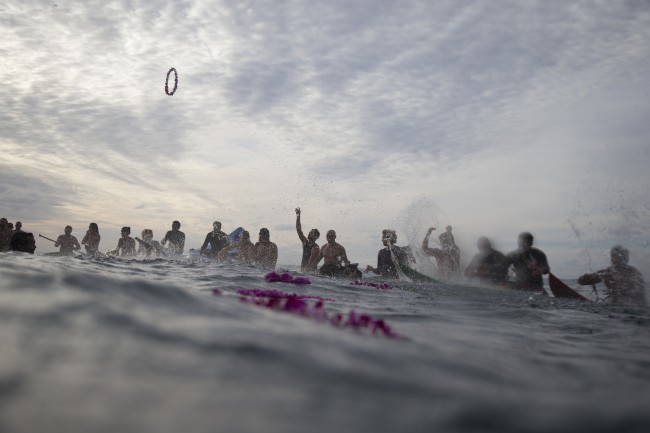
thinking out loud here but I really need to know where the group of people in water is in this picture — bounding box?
[0,211,646,307]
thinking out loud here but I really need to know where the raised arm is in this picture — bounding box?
[421,227,436,254]
[295,207,307,244]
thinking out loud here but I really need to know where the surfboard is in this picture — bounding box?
[400,264,441,284]
[135,237,168,257]
[548,273,589,301]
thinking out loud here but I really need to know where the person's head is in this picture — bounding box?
[121,226,131,237]
[15,221,22,231]
[241,230,250,241]
[142,229,153,239]
[446,225,453,233]
[518,232,534,252]
[172,220,181,230]
[89,222,98,233]
[0,218,7,230]
[308,228,320,242]
[64,225,72,235]
[610,245,629,267]
[213,221,222,231]
[477,236,492,252]
[259,228,270,242]
[8,223,13,230]
[326,230,337,243]
[11,232,36,254]
[382,229,397,245]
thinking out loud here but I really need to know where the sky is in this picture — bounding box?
[2,0,650,278]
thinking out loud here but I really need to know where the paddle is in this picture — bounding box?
[38,233,83,257]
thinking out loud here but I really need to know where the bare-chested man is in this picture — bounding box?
[315,230,350,277]
[55,226,81,256]
[218,230,256,264]
[115,227,136,257]
[254,228,278,270]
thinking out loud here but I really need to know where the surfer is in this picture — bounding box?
[577,245,646,306]
[315,230,350,277]
[10,232,36,254]
[200,221,229,257]
[295,207,320,272]
[218,230,255,264]
[55,226,81,256]
[0,218,12,252]
[422,226,460,278]
[254,228,278,270]
[464,237,508,285]
[366,229,409,279]
[503,232,549,291]
[115,227,136,256]
[161,220,185,254]
[13,221,23,234]
[137,229,155,257]
[81,223,101,254]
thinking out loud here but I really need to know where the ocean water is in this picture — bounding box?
[1,253,649,433]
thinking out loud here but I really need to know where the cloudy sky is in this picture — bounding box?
[2,0,650,277]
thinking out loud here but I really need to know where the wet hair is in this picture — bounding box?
[121,226,131,235]
[259,228,270,236]
[172,220,181,229]
[65,225,72,232]
[89,222,98,232]
[518,232,534,246]
[213,221,221,229]
[11,232,34,252]
[241,230,250,239]
[382,229,397,244]
[311,229,320,239]
[611,245,629,264]
[142,229,153,237]
[15,221,22,230]
[326,230,336,238]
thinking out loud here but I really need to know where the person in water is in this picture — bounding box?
[200,221,229,257]
[10,231,36,254]
[218,230,255,264]
[137,229,156,258]
[577,245,646,306]
[55,226,81,256]
[464,237,507,285]
[503,232,549,291]
[421,226,460,278]
[13,221,23,234]
[0,218,13,252]
[81,222,101,254]
[161,220,185,254]
[115,227,136,256]
[315,230,350,277]
[254,228,278,269]
[295,207,320,272]
[366,229,409,279]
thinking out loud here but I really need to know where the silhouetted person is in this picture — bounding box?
[162,220,185,254]
[0,218,12,252]
[503,232,549,291]
[254,228,278,270]
[137,229,156,257]
[464,237,507,285]
[578,245,646,306]
[218,230,255,264]
[116,227,136,256]
[81,222,101,254]
[11,232,36,254]
[422,226,460,278]
[55,226,81,256]
[13,221,23,234]
[367,229,409,279]
[315,230,350,277]
[295,207,320,272]
[200,221,229,257]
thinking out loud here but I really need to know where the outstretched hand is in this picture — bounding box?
[426,227,436,235]
[295,207,301,216]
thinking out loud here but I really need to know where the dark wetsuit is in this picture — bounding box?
[504,248,549,290]
[465,249,507,284]
[301,240,319,270]
[162,230,185,254]
[373,246,407,279]
[201,231,228,256]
